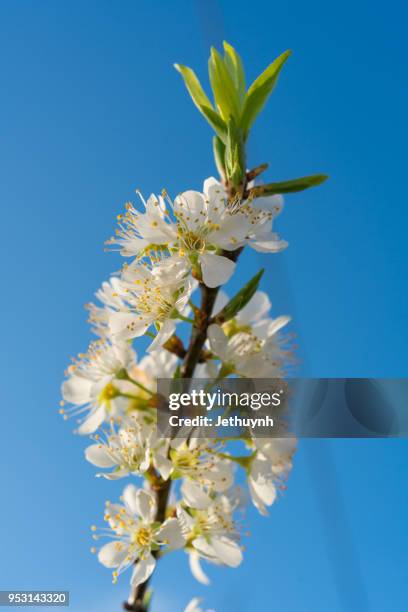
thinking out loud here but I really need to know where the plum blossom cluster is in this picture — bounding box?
[60,175,296,609]
[98,177,286,352]
[58,33,330,609]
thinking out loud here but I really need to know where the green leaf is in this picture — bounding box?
[208,47,241,122]
[174,63,227,140]
[249,174,329,197]
[224,116,245,186]
[174,63,213,109]
[214,268,264,324]
[213,135,226,179]
[199,104,228,141]
[241,50,291,137]
[223,41,246,104]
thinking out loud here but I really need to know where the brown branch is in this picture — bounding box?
[180,284,219,378]
[246,162,268,182]
[162,334,212,363]
[123,179,246,611]
[162,334,186,359]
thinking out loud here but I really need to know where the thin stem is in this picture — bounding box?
[174,312,195,324]
[121,371,155,397]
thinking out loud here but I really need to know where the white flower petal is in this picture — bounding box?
[153,451,173,481]
[122,484,139,515]
[213,290,229,315]
[77,404,106,435]
[135,489,156,522]
[98,541,129,568]
[209,215,249,251]
[97,468,129,480]
[207,461,233,492]
[109,312,149,339]
[61,376,92,405]
[181,480,212,510]
[250,236,288,253]
[192,536,216,561]
[265,315,291,336]
[118,236,149,257]
[130,553,156,587]
[177,506,195,532]
[253,193,284,213]
[184,597,203,612]
[237,291,271,325]
[210,536,243,567]
[85,444,117,468]
[203,176,225,201]
[157,517,185,549]
[147,319,176,353]
[199,253,235,288]
[248,476,276,516]
[174,191,207,230]
[207,324,228,361]
[189,552,210,586]
[250,319,271,337]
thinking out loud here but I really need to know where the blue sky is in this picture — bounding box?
[0,0,407,610]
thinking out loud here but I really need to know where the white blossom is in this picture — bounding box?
[64,173,297,597]
[178,492,243,582]
[95,485,185,587]
[61,340,135,434]
[248,438,296,515]
[137,345,179,382]
[85,417,151,479]
[204,177,287,254]
[109,258,195,351]
[85,414,171,481]
[86,277,127,338]
[169,438,233,492]
[108,178,285,289]
[207,324,287,378]
[215,289,291,344]
[106,191,177,257]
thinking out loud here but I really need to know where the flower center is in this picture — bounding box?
[98,383,119,404]
[178,229,205,252]
[133,526,152,547]
[223,319,252,337]
[172,449,199,470]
